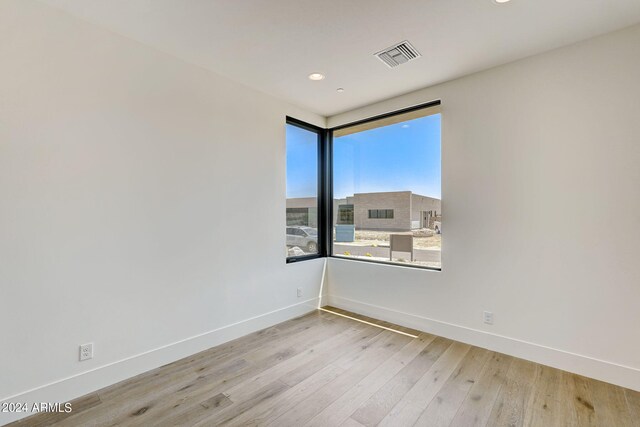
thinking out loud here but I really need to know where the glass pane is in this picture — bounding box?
[332,111,441,269]
[286,123,319,257]
[337,204,354,224]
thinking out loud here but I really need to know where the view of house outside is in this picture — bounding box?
[286,111,441,268]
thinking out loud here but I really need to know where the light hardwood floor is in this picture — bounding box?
[11,307,640,427]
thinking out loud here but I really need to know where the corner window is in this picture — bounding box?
[286,119,322,261]
[332,104,441,269]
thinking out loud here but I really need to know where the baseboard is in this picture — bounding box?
[0,298,320,426]
[327,294,640,391]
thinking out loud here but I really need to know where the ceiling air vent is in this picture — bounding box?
[375,41,421,68]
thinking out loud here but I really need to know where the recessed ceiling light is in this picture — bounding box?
[336,88,345,93]
[494,0,511,3]
[308,73,325,81]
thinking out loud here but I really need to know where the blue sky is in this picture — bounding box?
[286,124,318,198]
[286,113,441,200]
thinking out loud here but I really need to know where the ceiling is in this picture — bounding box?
[41,0,640,116]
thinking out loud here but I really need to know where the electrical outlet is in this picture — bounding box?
[79,343,93,361]
[483,311,494,325]
[297,288,303,298]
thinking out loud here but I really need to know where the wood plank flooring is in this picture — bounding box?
[9,307,639,427]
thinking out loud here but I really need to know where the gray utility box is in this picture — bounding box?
[335,224,356,242]
[390,234,414,261]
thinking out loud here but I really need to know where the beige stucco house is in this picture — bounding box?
[287,191,441,231]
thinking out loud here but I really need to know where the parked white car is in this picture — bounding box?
[286,226,318,253]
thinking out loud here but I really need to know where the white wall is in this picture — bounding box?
[327,24,640,391]
[0,1,326,424]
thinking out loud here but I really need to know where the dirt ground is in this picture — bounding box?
[353,228,441,250]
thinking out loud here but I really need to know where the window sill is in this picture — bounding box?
[286,254,323,264]
[329,255,441,271]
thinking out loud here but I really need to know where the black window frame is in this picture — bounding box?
[286,99,441,271]
[285,117,330,263]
